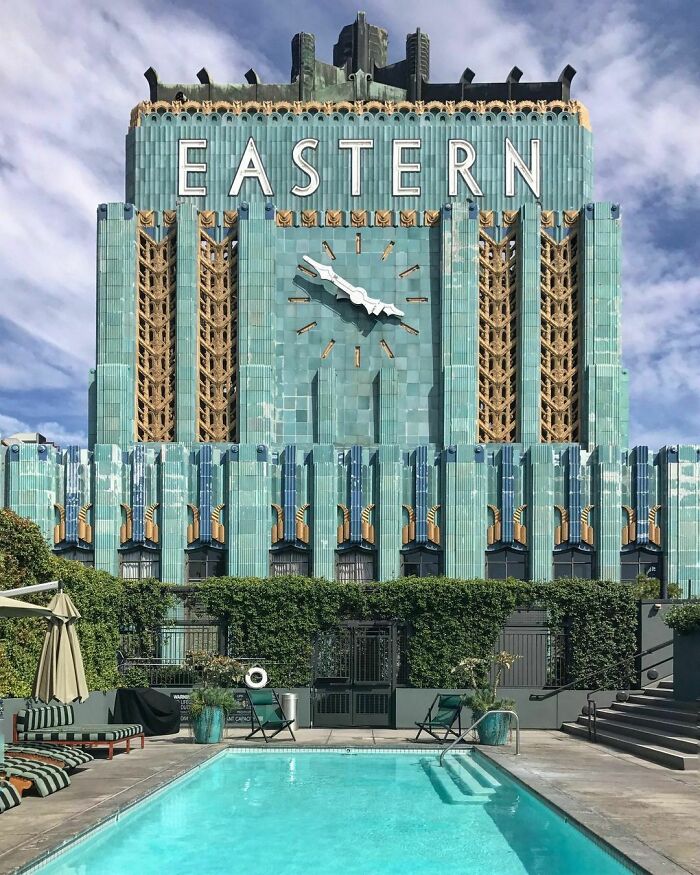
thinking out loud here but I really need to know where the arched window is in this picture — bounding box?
[485,546,528,581]
[120,548,160,580]
[54,547,94,568]
[620,547,663,582]
[269,548,311,577]
[187,547,225,582]
[401,548,442,578]
[336,548,375,583]
[553,546,594,580]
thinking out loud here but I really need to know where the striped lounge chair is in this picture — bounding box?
[0,780,21,813]
[7,743,94,771]
[14,705,145,760]
[2,756,70,797]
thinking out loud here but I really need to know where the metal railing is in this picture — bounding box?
[490,630,569,688]
[439,710,520,765]
[529,638,674,702]
[585,651,674,742]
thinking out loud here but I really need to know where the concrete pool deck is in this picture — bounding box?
[0,729,696,874]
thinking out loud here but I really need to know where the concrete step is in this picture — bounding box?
[576,715,700,754]
[421,759,489,804]
[561,722,699,770]
[658,680,674,690]
[612,700,699,723]
[596,707,700,739]
[644,687,675,699]
[629,693,698,712]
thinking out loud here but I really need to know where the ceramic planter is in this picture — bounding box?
[472,709,511,745]
[193,705,225,743]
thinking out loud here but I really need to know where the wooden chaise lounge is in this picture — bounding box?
[13,704,145,760]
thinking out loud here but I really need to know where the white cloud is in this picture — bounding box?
[0,0,270,422]
[0,412,86,448]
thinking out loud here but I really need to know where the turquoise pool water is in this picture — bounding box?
[39,751,633,874]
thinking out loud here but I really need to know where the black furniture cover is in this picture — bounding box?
[112,688,180,737]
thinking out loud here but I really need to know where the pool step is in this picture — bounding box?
[421,757,497,804]
[449,755,501,791]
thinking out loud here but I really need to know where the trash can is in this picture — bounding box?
[280,693,298,732]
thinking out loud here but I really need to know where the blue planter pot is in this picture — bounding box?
[193,706,225,744]
[473,710,511,745]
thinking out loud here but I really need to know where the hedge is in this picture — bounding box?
[0,510,172,697]
[191,576,639,689]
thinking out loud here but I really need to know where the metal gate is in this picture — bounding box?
[312,622,399,728]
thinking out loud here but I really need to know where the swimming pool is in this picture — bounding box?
[36,750,636,874]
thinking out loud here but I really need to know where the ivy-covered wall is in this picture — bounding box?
[192,576,639,689]
[0,510,172,697]
[0,510,640,697]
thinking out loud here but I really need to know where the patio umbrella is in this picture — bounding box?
[33,591,89,704]
[0,595,53,618]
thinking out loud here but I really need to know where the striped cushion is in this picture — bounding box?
[16,705,74,732]
[18,723,143,743]
[0,781,21,813]
[7,744,94,769]
[3,756,70,797]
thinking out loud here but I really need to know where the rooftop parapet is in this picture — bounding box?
[141,11,576,108]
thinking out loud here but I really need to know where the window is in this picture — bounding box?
[620,547,663,582]
[187,548,225,582]
[120,549,160,580]
[336,549,375,582]
[401,548,442,578]
[485,546,528,581]
[54,547,94,568]
[553,546,594,580]
[269,548,311,577]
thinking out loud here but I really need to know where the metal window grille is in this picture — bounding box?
[336,549,375,582]
[269,549,310,577]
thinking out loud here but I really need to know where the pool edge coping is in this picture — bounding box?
[477,748,693,875]
[7,743,688,875]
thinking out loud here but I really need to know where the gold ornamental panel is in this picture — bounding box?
[540,228,580,442]
[477,229,518,443]
[135,229,177,442]
[197,217,238,442]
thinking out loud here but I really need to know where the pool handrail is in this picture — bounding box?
[439,709,520,766]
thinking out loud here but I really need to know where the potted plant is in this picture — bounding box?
[185,652,243,744]
[188,687,235,743]
[664,604,700,701]
[452,651,521,746]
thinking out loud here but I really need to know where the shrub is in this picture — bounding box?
[192,576,638,690]
[664,603,700,635]
[0,510,172,697]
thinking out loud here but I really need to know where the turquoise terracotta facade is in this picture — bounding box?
[3,15,700,591]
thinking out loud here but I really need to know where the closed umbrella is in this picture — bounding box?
[33,591,89,704]
[0,596,53,619]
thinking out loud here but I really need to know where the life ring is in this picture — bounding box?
[244,666,268,689]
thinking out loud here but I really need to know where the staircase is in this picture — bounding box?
[562,681,699,770]
[423,754,501,804]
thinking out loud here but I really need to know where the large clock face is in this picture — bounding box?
[275,225,440,447]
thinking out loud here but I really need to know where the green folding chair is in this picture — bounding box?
[246,690,296,742]
[414,694,463,742]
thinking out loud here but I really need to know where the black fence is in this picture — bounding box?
[118,622,571,689]
[490,630,570,688]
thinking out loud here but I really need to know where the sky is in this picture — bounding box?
[2,0,700,449]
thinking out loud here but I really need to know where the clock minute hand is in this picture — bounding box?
[303,256,369,308]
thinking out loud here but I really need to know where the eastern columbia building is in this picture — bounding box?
[4,14,699,592]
